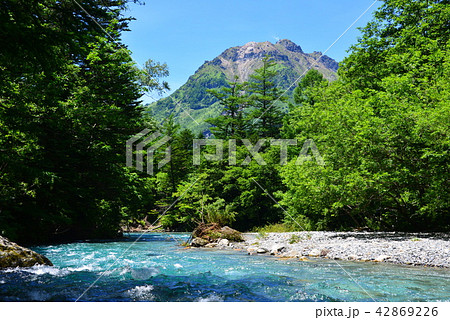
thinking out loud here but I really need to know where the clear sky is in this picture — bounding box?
[121,0,381,101]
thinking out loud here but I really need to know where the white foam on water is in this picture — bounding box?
[2,267,21,273]
[1,264,99,277]
[81,253,95,261]
[119,266,131,275]
[126,285,155,301]
[130,267,159,280]
[174,263,183,269]
[66,264,98,272]
[196,293,224,302]
[23,265,70,277]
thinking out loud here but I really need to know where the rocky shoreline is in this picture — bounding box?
[216,231,450,268]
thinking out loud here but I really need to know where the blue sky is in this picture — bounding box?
[121,0,380,100]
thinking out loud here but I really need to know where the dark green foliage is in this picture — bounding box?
[206,76,250,139]
[0,0,163,243]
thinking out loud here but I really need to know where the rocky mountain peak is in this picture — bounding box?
[276,39,303,53]
[150,40,339,133]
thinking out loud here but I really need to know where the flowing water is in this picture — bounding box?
[1,233,449,302]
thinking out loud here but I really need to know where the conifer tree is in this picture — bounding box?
[206,76,250,139]
[247,56,287,138]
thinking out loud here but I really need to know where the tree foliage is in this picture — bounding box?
[0,0,166,243]
[280,0,450,231]
[2,0,448,243]
[247,56,287,138]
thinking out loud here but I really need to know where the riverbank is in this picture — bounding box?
[224,232,450,268]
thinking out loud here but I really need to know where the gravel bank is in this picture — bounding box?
[229,232,450,268]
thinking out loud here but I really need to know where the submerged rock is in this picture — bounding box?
[131,267,159,280]
[0,236,53,269]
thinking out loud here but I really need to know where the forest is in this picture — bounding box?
[0,0,448,245]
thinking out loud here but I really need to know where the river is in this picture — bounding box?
[0,233,449,301]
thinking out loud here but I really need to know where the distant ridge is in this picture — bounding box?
[148,39,338,133]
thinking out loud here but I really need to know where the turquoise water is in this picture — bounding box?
[0,233,449,301]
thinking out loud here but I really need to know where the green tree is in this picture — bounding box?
[293,69,328,106]
[206,76,250,139]
[138,59,170,95]
[247,56,287,138]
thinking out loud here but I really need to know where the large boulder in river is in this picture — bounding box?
[192,223,243,242]
[0,236,53,269]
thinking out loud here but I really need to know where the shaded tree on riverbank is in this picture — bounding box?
[0,0,166,243]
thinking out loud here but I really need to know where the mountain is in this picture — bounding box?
[147,39,339,133]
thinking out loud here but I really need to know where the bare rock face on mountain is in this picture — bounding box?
[0,236,53,269]
[149,39,339,133]
[276,39,304,53]
[309,51,339,72]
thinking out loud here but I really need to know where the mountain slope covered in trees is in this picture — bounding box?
[148,39,338,133]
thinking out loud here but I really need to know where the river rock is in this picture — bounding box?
[256,248,268,254]
[238,231,450,268]
[270,244,285,255]
[191,237,209,247]
[299,256,309,261]
[374,255,391,262]
[205,243,217,248]
[247,247,257,254]
[0,236,53,269]
[218,226,244,242]
[308,249,321,257]
[217,239,229,247]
